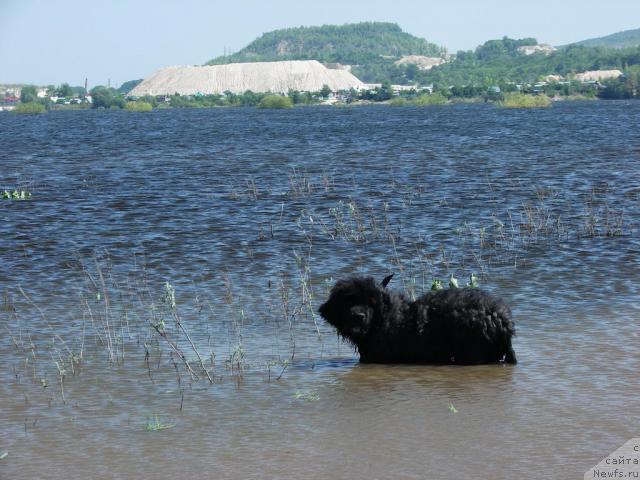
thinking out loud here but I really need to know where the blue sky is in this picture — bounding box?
[1,0,639,86]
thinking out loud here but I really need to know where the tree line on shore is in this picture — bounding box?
[10,75,639,115]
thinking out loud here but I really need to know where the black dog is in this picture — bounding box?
[318,275,517,364]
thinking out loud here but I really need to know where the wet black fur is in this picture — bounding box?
[318,277,517,365]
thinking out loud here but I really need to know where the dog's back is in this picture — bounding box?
[410,288,517,364]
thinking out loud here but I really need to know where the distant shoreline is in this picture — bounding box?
[3,95,621,115]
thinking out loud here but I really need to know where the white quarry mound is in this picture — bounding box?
[574,69,623,82]
[543,74,564,83]
[129,60,366,96]
[517,44,557,55]
[394,55,445,70]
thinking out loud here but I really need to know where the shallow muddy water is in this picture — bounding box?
[1,102,639,479]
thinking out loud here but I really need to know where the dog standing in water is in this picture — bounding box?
[318,275,517,364]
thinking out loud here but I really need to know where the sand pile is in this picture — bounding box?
[129,60,365,96]
[574,70,623,82]
[394,55,445,70]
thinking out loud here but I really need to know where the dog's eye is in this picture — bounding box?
[351,310,367,321]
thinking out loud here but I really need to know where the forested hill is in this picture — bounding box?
[199,23,640,89]
[571,28,640,49]
[417,39,640,89]
[206,22,445,66]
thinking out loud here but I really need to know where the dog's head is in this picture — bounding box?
[318,275,393,342]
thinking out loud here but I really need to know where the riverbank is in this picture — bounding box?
[5,93,624,114]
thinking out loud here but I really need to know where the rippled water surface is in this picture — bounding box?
[1,102,639,479]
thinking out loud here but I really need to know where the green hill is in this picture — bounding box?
[571,28,640,49]
[200,23,640,93]
[417,39,640,88]
[118,79,142,94]
[206,22,445,66]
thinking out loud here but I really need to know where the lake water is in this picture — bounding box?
[1,102,639,479]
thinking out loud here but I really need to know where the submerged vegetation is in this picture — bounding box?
[145,415,176,432]
[2,190,32,199]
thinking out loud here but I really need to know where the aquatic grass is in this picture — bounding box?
[3,241,409,406]
[580,186,627,238]
[294,252,322,339]
[1,163,636,411]
[287,167,335,197]
[288,167,316,196]
[2,190,32,200]
[323,198,394,243]
[149,281,214,383]
[54,360,67,404]
[145,415,175,432]
[4,256,224,405]
[277,275,299,361]
[266,358,289,381]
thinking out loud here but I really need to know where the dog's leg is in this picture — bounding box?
[504,345,517,364]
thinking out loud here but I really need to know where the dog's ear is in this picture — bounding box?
[380,274,394,288]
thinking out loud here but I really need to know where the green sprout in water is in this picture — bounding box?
[0,450,9,460]
[145,415,175,432]
[154,319,166,334]
[433,274,477,291]
[448,403,458,414]
[163,281,176,311]
[2,190,31,200]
